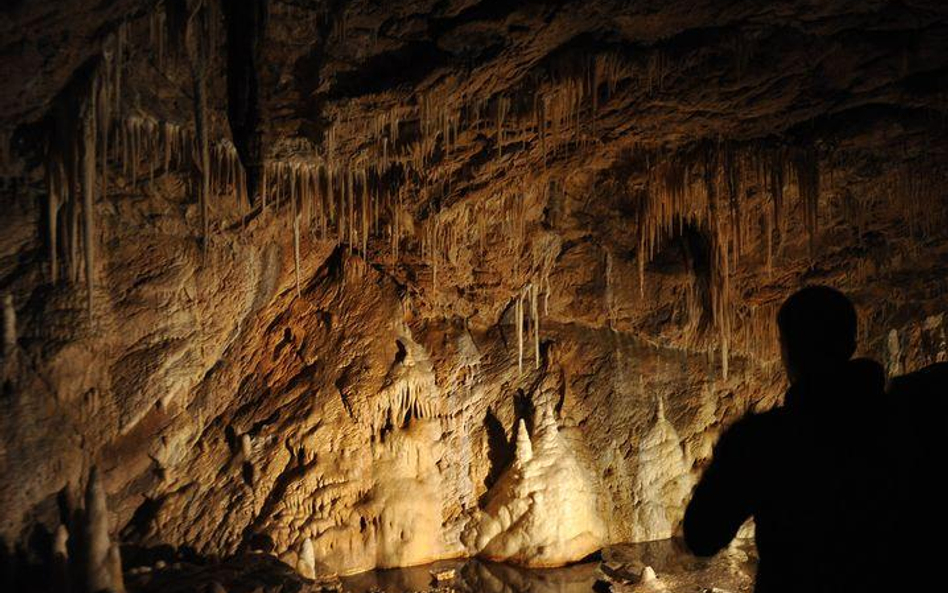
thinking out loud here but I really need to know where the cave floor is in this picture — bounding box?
[339,539,757,593]
[124,539,756,592]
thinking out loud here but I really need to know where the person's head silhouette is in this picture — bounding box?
[777,286,857,383]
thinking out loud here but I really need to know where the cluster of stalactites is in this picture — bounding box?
[514,283,543,375]
[371,333,442,436]
[532,52,632,166]
[41,5,233,315]
[636,143,822,378]
[44,24,127,316]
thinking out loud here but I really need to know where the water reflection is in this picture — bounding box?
[340,558,598,593]
[461,559,600,593]
[339,539,756,593]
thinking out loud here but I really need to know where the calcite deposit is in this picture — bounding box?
[1,0,947,589]
[463,407,605,566]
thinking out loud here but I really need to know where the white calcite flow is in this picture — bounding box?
[630,397,695,542]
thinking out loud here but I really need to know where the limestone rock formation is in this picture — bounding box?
[84,467,125,593]
[630,398,695,542]
[0,0,947,587]
[464,405,606,566]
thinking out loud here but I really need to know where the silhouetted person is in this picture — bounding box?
[683,286,895,593]
[886,360,947,588]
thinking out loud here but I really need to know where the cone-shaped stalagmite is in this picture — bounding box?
[83,468,111,593]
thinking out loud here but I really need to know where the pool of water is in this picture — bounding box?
[340,539,757,593]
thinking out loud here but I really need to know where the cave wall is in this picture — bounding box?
[1,0,947,578]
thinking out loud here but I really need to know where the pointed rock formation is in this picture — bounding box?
[630,397,695,542]
[83,467,125,593]
[463,403,605,566]
[52,523,70,593]
[296,537,316,580]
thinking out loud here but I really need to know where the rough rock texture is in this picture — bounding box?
[1,0,947,584]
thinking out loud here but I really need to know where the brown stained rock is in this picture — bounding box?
[0,0,947,581]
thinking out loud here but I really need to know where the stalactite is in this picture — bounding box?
[81,87,97,318]
[531,283,540,369]
[97,49,112,211]
[605,248,616,330]
[361,168,369,256]
[516,293,524,375]
[187,1,211,243]
[2,294,15,356]
[293,183,302,299]
[792,145,820,254]
[496,96,509,159]
[46,157,63,283]
[768,147,786,252]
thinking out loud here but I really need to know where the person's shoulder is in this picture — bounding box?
[889,362,948,397]
[718,407,785,445]
[888,362,948,427]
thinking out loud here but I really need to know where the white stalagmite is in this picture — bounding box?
[514,419,532,465]
[462,403,605,567]
[297,537,316,579]
[2,294,15,356]
[84,467,114,593]
[630,396,695,542]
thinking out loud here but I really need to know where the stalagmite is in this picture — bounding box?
[630,396,695,541]
[514,419,532,465]
[107,543,126,593]
[53,523,69,561]
[83,467,113,593]
[52,523,70,593]
[462,403,605,566]
[297,537,316,579]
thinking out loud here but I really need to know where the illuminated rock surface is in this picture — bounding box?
[0,0,946,588]
[463,406,606,566]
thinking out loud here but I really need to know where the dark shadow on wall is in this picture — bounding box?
[482,407,513,497]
